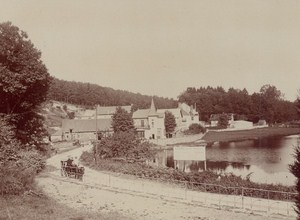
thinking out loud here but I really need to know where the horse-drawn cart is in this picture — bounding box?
[60,160,85,181]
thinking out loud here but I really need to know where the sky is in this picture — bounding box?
[1,0,300,101]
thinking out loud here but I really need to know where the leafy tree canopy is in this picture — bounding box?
[218,113,229,129]
[111,106,135,133]
[178,85,298,124]
[164,111,176,137]
[0,21,50,145]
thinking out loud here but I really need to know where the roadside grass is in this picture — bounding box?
[0,192,131,220]
[202,127,300,143]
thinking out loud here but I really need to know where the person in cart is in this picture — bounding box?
[66,157,74,167]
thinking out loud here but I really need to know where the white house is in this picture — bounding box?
[132,99,166,139]
[157,102,200,132]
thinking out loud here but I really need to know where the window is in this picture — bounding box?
[141,120,145,127]
[152,119,154,127]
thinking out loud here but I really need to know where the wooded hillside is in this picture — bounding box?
[47,77,177,109]
[178,85,298,123]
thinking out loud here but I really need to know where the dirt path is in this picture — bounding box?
[37,145,294,220]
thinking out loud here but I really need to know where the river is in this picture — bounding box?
[154,135,300,186]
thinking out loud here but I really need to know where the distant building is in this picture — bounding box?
[230,120,253,129]
[61,118,113,141]
[50,129,63,142]
[75,105,132,119]
[132,99,166,139]
[157,102,200,132]
[96,105,132,119]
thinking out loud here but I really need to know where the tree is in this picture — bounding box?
[111,106,135,133]
[0,22,51,145]
[296,89,300,119]
[218,114,229,129]
[289,140,300,219]
[164,111,176,138]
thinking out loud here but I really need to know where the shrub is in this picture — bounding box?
[0,118,46,195]
[94,131,154,161]
[184,123,206,135]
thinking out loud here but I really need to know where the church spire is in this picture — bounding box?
[149,97,157,115]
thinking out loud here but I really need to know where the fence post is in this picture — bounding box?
[242,187,244,210]
[219,185,221,209]
[287,193,289,216]
[267,191,270,215]
[185,182,187,200]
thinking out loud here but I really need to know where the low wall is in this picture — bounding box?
[148,133,204,146]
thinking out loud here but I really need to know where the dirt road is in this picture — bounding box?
[37,145,293,220]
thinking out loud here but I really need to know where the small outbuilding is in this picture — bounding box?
[230,120,253,129]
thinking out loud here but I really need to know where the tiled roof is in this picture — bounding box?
[157,108,182,118]
[132,109,164,119]
[62,119,112,133]
[132,109,150,119]
[96,105,131,115]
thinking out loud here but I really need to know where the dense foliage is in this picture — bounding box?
[111,106,135,133]
[0,22,49,195]
[96,107,154,160]
[164,111,176,137]
[289,140,300,219]
[0,21,51,145]
[178,85,298,123]
[218,113,229,129]
[94,132,154,161]
[184,123,206,135]
[0,118,45,195]
[48,77,177,109]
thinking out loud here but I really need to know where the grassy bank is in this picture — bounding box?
[0,192,130,220]
[80,151,296,201]
[202,127,300,143]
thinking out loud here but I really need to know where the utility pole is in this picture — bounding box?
[95,104,98,164]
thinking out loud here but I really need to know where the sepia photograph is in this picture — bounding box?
[1,1,300,219]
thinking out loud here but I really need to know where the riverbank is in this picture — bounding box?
[202,127,300,143]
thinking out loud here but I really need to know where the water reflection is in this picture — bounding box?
[154,135,299,186]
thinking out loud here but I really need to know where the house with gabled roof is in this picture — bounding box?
[61,118,113,141]
[132,99,166,139]
[157,102,200,132]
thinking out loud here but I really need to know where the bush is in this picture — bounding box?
[0,150,45,195]
[94,131,154,161]
[0,118,46,195]
[184,123,206,135]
